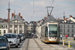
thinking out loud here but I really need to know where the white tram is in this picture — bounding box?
[41,21,60,43]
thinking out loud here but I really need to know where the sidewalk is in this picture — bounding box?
[60,37,75,43]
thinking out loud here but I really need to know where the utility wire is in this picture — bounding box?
[31,0,35,20]
[51,0,54,6]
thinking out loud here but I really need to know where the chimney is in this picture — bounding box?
[12,13,14,18]
[57,18,60,22]
[19,13,20,16]
[44,17,47,19]
[64,18,67,22]
[8,13,9,21]
[0,18,2,20]
[20,16,23,19]
[69,15,72,18]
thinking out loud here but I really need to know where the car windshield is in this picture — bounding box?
[0,37,7,43]
[18,35,21,38]
[4,34,16,38]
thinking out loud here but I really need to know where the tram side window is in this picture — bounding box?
[45,27,48,37]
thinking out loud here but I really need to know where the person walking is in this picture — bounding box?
[73,34,75,40]
[65,34,67,39]
[63,35,65,40]
[60,34,62,40]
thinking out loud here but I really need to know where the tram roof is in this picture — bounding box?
[42,15,57,24]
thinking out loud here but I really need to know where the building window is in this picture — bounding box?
[68,33,69,36]
[14,30,16,33]
[6,25,7,28]
[15,25,17,28]
[60,25,62,27]
[72,33,73,37]
[19,30,22,33]
[19,25,22,28]
[2,25,5,28]
[10,25,12,28]
[10,30,12,33]
[72,29,74,32]
[68,25,69,28]
[4,30,6,34]
[68,29,69,32]
[60,29,62,32]
[0,30,1,34]
[0,25,1,28]
[72,25,74,28]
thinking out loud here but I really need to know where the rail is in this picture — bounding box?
[34,39,43,50]
[25,39,29,50]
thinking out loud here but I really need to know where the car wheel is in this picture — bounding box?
[8,47,10,50]
[15,45,18,48]
[18,43,20,45]
[20,40,21,43]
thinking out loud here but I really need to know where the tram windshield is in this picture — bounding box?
[49,24,57,37]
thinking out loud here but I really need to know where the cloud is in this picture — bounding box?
[0,0,75,22]
[10,0,14,2]
[30,1,46,7]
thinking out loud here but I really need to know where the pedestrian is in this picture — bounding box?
[65,34,67,39]
[73,34,75,40]
[63,35,64,40]
[60,34,62,40]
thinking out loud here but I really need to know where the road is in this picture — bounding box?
[10,34,75,50]
[10,40,25,50]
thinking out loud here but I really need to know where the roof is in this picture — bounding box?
[59,19,75,24]
[0,23,8,25]
[42,15,57,24]
[10,15,24,22]
[72,17,75,19]
[0,19,8,23]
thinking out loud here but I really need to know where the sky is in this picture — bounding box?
[0,0,75,22]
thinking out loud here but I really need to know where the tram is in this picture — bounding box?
[41,21,60,43]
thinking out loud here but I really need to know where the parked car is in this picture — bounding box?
[19,33,25,41]
[4,33,19,48]
[16,34,21,43]
[0,36,10,50]
[17,34,22,43]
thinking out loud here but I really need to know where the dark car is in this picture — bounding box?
[17,34,22,43]
[19,33,25,41]
[0,36,10,50]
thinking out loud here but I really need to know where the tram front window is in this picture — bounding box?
[49,24,57,37]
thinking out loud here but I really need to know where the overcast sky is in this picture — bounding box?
[0,0,75,22]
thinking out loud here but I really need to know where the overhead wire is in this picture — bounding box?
[31,0,35,21]
[48,0,54,15]
[51,0,54,6]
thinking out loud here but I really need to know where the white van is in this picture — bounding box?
[4,33,19,48]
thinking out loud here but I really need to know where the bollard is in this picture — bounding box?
[63,40,64,46]
[68,41,70,48]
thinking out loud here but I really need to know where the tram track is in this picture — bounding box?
[25,39,29,50]
[33,39,43,50]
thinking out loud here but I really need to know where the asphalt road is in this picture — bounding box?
[10,40,25,50]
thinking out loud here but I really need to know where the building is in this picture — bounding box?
[59,15,75,37]
[27,21,36,34]
[0,13,27,36]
